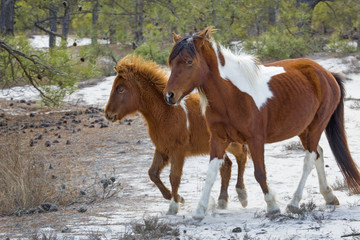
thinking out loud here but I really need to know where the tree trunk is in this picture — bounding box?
[49,4,58,48]
[1,0,15,36]
[91,0,99,45]
[134,0,144,43]
[62,0,70,41]
[210,0,217,26]
[268,0,279,25]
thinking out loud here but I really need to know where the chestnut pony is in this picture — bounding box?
[104,55,248,215]
[164,27,360,220]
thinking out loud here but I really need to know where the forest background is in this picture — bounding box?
[0,0,360,104]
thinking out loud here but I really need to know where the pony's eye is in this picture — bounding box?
[187,60,192,65]
[117,88,124,94]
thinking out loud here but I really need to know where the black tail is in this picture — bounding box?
[325,72,360,194]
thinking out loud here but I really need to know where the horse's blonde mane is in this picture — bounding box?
[114,55,168,93]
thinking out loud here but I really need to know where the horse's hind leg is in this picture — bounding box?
[167,152,185,215]
[287,148,316,213]
[148,149,171,200]
[218,154,232,209]
[314,146,339,205]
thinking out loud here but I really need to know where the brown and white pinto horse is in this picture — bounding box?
[104,55,248,215]
[164,27,360,220]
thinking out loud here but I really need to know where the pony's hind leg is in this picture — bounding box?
[148,150,171,200]
[167,152,185,215]
[314,146,339,205]
[287,149,316,213]
[218,154,232,209]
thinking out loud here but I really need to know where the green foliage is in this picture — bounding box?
[325,36,357,55]
[244,28,311,60]
[0,35,103,105]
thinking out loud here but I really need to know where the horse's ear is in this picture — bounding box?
[113,66,117,73]
[173,33,182,43]
[198,26,214,39]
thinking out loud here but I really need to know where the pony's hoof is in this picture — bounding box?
[166,199,179,215]
[217,199,228,209]
[266,208,281,217]
[236,188,248,208]
[326,196,339,206]
[286,204,301,214]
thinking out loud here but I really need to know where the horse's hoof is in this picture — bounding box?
[327,196,339,206]
[166,199,179,215]
[266,208,281,217]
[177,194,185,204]
[240,199,248,208]
[267,205,281,215]
[236,188,248,208]
[217,199,228,209]
[286,204,301,214]
[193,205,206,221]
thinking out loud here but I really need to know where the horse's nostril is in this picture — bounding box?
[167,92,174,99]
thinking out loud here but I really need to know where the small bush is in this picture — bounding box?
[134,42,171,65]
[325,36,357,55]
[244,28,312,60]
[284,141,304,151]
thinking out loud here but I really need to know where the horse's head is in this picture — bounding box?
[104,59,140,122]
[164,27,216,105]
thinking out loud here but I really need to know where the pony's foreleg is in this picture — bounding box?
[314,146,339,205]
[287,150,317,213]
[148,150,171,200]
[218,154,232,209]
[193,136,229,220]
[248,139,280,214]
[167,153,185,215]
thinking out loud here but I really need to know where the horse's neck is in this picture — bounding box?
[139,87,170,129]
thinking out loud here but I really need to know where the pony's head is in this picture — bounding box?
[104,56,141,122]
[164,27,216,105]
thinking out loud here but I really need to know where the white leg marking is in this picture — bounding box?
[166,198,179,215]
[236,188,248,208]
[288,150,316,210]
[314,146,338,204]
[264,190,280,213]
[193,158,224,220]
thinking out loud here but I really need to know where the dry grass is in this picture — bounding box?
[0,136,59,215]
[284,141,304,151]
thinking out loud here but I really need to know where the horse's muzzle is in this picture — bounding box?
[104,111,116,122]
[164,92,176,105]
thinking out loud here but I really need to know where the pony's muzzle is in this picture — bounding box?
[104,111,116,122]
[164,92,176,105]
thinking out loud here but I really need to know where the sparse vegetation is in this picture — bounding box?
[284,141,304,151]
[331,177,349,192]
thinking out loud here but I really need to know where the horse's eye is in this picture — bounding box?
[187,60,192,65]
[117,88,124,94]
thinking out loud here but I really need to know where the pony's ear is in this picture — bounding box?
[113,66,117,73]
[173,33,182,43]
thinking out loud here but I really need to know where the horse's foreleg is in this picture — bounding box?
[314,146,339,205]
[248,139,280,214]
[227,142,248,207]
[287,149,317,213]
[193,135,229,220]
[218,154,232,209]
[148,150,171,200]
[167,152,185,215]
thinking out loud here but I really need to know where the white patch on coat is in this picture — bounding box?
[193,157,224,219]
[198,88,208,116]
[264,190,280,213]
[179,96,190,129]
[211,41,286,110]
